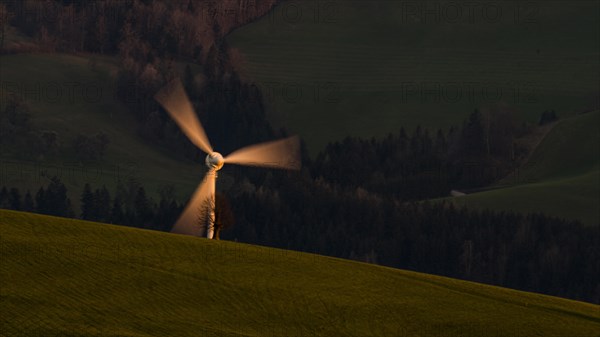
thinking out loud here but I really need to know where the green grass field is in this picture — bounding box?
[445,111,600,225]
[228,0,600,154]
[449,170,599,226]
[1,209,599,336]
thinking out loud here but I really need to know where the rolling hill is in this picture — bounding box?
[1,209,599,336]
[446,110,600,226]
[227,0,600,154]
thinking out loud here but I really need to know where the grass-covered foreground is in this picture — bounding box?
[1,209,599,336]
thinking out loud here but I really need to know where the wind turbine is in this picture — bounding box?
[154,79,300,239]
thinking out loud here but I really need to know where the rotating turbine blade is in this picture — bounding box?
[224,136,301,170]
[171,171,216,237]
[154,79,213,154]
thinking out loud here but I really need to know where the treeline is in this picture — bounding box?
[0,178,180,232]
[2,174,598,304]
[312,108,534,200]
[0,177,74,217]
[3,0,277,56]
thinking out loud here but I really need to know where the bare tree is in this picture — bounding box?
[196,192,234,240]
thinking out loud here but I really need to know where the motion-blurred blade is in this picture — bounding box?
[224,136,301,170]
[154,79,213,154]
[171,171,216,237]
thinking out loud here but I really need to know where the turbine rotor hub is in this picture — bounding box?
[206,152,224,171]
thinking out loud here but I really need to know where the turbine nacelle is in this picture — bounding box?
[206,152,224,171]
[155,78,300,239]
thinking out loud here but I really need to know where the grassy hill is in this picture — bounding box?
[449,170,599,226]
[1,209,599,336]
[228,0,599,154]
[446,111,600,225]
[504,111,600,183]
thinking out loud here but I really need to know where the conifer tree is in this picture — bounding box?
[8,188,21,210]
[23,190,34,212]
[0,187,8,208]
[109,197,125,225]
[80,183,94,220]
[35,187,46,214]
[97,186,111,222]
